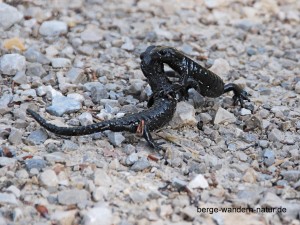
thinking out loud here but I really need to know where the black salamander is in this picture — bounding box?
[27,48,183,150]
[144,45,250,107]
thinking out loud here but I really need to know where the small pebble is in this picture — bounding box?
[0,54,26,75]
[58,189,89,205]
[39,169,59,187]
[187,174,209,189]
[26,129,48,145]
[51,58,71,68]
[105,131,125,147]
[0,3,23,30]
[131,158,151,172]
[125,153,138,166]
[83,204,112,225]
[263,149,275,166]
[24,159,47,171]
[39,20,67,36]
[214,107,236,124]
[46,96,81,116]
[169,102,197,128]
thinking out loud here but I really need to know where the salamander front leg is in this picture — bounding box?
[224,83,250,108]
[141,122,165,150]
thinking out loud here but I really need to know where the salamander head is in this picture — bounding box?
[140,45,181,63]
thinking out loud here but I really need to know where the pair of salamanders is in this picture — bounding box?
[27,45,250,150]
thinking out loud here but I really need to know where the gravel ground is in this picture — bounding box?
[0,0,299,225]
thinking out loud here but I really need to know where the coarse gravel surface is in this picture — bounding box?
[0,0,299,225]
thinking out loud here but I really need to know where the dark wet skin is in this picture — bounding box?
[142,45,250,107]
[27,47,183,150]
[27,45,250,150]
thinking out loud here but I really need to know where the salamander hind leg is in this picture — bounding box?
[224,83,250,108]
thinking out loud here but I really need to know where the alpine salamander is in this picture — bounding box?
[27,49,183,150]
[143,45,250,107]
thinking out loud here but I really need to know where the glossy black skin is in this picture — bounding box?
[27,95,176,149]
[27,49,181,150]
[140,46,198,106]
[144,45,250,107]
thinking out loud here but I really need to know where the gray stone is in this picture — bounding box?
[51,58,71,68]
[78,112,93,126]
[246,47,256,56]
[15,169,29,179]
[80,25,103,43]
[24,159,47,171]
[263,149,275,166]
[237,151,248,162]
[276,180,289,187]
[210,58,230,77]
[125,153,138,166]
[259,192,284,208]
[24,47,50,64]
[170,102,197,128]
[144,31,157,42]
[0,193,18,205]
[62,140,79,151]
[21,89,37,100]
[258,87,271,95]
[242,133,258,143]
[187,174,209,189]
[131,158,151,172]
[12,208,23,222]
[244,116,262,131]
[83,205,112,225]
[39,169,58,187]
[93,169,112,187]
[0,54,26,75]
[199,113,212,123]
[0,3,23,30]
[26,63,46,77]
[127,79,145,94]
[268,128,284,142]
[214,107,236,124]
[188,89,205,108]
[46,96,81,116]
[39,20,67,36]
[105,131,125,147]
[13,71,27,84]
[58,189,89,205]
[83,82,105,92]
[295,81,300,94]
[8,129,23,145]
[172,178,188,189]
[0,93,12,114]
[0,213,6,225]
[123,144,135,155]
[36,85,61,98]
[227,143,237,151]
[78,45,94,56]
[240,108,251,116]
[129,191,147,203]
[0,157,17,168]
[66,67,85,84]
[51,210,77,225]
[259,140,269,148]
[281,170,300,182]
[91,86,109,104]
[121,37,134,51]
[26,129,48,145]
[44,152,67,163]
